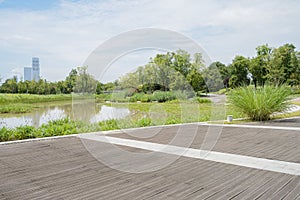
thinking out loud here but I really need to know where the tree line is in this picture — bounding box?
[0,66,116,95]
[218,43,300,89]
[118,43,300,93]
[1,43,299,94]
[118,49,207,93]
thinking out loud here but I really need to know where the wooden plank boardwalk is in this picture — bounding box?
[0,123,299,199]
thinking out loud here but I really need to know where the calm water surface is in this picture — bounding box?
[0,102,130,128]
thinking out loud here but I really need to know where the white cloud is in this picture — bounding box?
[0,0,300,81]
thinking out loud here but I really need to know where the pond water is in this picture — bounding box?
[0,102,130,129]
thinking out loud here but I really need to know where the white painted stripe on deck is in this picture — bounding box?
[199,123,300,131]
[78,133,300,176]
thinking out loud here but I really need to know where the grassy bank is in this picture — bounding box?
[0,94,75,114]
[0,118,100,142]
[0,92,209,114]
[0,93,73,104]
[0,99,245,142]
[0,103,35,114]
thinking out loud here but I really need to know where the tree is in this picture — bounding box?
[0,76,18,93]
[73,66,98,94]
[171,50,191,77]
[153,53,172,90]
[265,44,296,85]
[119,71,139,89]
[65,68,78,94]
[229,56,250,88]
[193,52,206,72]
[249,44,271,87]
[48,82,58,94]
[17,81,27,93]
[203,62,227,92]
[186,66,206,92]
[117,50,208,93]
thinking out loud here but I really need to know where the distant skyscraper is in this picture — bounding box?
[32,57,40,81]
[24,67,32,81]
[23,57,40,81]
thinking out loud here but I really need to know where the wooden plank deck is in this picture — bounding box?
[0,124,299,199]
[109,124,300,163]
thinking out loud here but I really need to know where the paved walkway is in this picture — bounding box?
[0,121,300,199]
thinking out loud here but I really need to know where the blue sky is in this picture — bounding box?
[1,0,300,83]
[0,0,59,10]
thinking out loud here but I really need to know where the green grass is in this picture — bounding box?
[114,101,244,125]
[0,118,101,142]
[0,99,246,142]
[227,85,292,121]
[0,94,74,114]
[0,103,35,113]
[0,93,73,104]
[0,93,100,114]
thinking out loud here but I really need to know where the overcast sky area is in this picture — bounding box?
[0,0,300,83]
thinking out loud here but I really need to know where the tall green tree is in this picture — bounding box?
[203,62,228,92]
[0,76,18,93]
[118,50,208,93]
[229,56,250,88]
[266,44,298,85]
[73,66,98,94]
[171,50,191,77]
[65,68,78,94]
[153,53,173,90]
[249,44,271,87]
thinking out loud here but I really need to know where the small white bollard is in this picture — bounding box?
[227,115,233,122]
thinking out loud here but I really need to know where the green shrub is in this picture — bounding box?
[194,97,212,104]
[99,119,119,131]
[39,118,80,137]
[14,126,36,139]
[166,118,180,124]
[227,85,291,121]
[0,127,13,142]
[216,88,229,95]
[129,93,140,102]
[173,91,196,100]
[95,93,112,103]
[137,118,152,127]
[110,91,128,102]
[151,91,177,102]
[130,93,152,102]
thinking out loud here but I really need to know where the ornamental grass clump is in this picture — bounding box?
[227,85,291,121]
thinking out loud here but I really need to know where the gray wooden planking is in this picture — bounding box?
[108,125,300,163]
[0,124,300,199]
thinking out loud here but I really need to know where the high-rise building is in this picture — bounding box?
[32,57,40,81]
[23,57,40,81]
[24,67,32,81]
